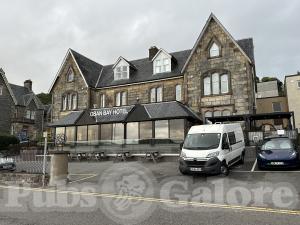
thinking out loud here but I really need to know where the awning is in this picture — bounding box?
[48,101,202,127]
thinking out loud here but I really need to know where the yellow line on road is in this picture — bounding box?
[0,185,299,216]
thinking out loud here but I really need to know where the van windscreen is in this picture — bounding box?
[183,133,221,150]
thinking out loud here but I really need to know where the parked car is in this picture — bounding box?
[179,123,245,176]
[256,136,300,169]
[0,153,16,171]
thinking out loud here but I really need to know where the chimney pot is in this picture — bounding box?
[149,46,159,61]
[24,80,32,91]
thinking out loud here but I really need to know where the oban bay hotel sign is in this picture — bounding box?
[89,106,132,123]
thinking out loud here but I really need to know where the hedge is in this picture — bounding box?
[0,134,20,150]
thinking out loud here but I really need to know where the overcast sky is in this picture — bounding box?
[0,0,299,93]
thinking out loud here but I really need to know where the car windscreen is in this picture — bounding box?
[261,138,293,151]
[183,133,221,150]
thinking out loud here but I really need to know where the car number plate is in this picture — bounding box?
[270,162,284,165]
[2,165,12,169]
[190,167,202,172]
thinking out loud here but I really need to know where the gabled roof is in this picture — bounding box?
[112,56,137,70]
[97,49,191,88]
[49,49,103,92]
[151,48,172,62]
[181,13,254,73]
[9,84,44,109]
[0,69,18,104]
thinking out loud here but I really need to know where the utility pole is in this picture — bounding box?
[42,131,48,187]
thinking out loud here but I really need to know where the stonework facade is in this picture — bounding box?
[285,73,300,129]
[183,19,256,118]
[49,14,256,125]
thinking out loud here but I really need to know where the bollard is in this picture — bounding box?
[49,151,69,186]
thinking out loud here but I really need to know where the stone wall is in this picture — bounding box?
[51,54,89,121]
[91,77,183,107]
[0,75,14,134]
[286,75,300,129]
[183,19,255,119]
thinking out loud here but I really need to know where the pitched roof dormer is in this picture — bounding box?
[113,56,136,81]
[151,48,173,74]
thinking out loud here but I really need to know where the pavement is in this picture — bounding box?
[0,147,300,225]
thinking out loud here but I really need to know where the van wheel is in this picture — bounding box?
[179,167,188,175]
[239,152,245,165]
[220,162,229,176]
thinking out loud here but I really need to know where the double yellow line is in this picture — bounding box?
[0,185,299,216]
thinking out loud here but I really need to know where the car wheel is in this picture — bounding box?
[220,162,229,176]
[239,152,245,165]
[179,167,188,175]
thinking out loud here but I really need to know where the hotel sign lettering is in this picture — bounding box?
[90,107,130,118]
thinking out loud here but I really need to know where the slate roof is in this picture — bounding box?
[9,84,44,109]
[236,38,255,63]
[70,49,103,87]
[48,111,84,127]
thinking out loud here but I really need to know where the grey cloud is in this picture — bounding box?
[0,0,299,93]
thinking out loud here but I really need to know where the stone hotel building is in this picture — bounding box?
[49,14,256,143]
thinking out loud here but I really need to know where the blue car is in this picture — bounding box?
[257,136,300,169]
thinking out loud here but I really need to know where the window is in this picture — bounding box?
[115,91,127,106]
[72,94,77,110]
[175,85,182,101]
[274,118,283,126]
[212,73,220,95]
[115,66,128,80]
[25,110,31,119]
[209,42,220,58]
[67,68,74,82]
[221,74,229,93]
[127,122,139,140]
[68,93,72,110]
[203,72,230,96]
[214,111,221,117]
[272,102,282,112]
[169,119,185,141]
[30,111,36,120]
[204,77,211,96]
[100,94,105,108]
[228,132,236,145]
[100,124,112,140]
[112,123,124,140]
[140,121,152,139]
[0,85,3,95]
[55,127,65,136]
[77,126,87,142]
[297,81,300,88]
[204,111,212,118]
[88,125,99,141]
[222,110,231,116]
[154,58,171,74]
[150,87,163,103]
[62,96,67,111]
[65,127,76,143]
[155,120,169,139]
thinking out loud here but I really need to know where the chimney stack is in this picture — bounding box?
[149,46,159,61]
[24,80,32,91]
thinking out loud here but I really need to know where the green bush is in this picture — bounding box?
[0,134,20,150]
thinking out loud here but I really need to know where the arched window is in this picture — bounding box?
[115,92,121,106]
[67,93,72,110]
[62,96,67,111]
[175,84,182,101]
[221,74,229,93]
[204,111,212,118]
[209,42,220,58]
[204,76,211,96]
[214,111,221,117]
[121,91,127,106]
[212,73,220,95]
[72,94,77,110]
[156,87,162,102]
[67,68,74,82]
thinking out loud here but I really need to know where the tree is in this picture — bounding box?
[37,93,52,105]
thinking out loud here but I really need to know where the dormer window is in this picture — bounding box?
[209,42,220,58]
[115,66,129,80]
[152,49,172,74]
[67,67,74,82]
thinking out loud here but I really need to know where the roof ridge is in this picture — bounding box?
[69,48,103,67]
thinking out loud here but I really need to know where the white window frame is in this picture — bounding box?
[212,73,220,95]
[62,96,67,111]
[150,88,156,103]
[175,84,182,101]
[153,51,172,74]
[115,92,121,106]
[100,94,105,108]
[150,87,163,103]
[67,93,72,110]
[30,111,36,120]
[114,66,129,80]
[25,110,31,119]
[0,85,3,95]
[204,76,211,96]
[221,74,229,94]
[121,91,127,106]
[72,94,77,110]
[209,42,220,58]
[67,67,74,82]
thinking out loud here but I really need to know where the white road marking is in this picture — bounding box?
[251,159,257,172]
[68,174,98,184]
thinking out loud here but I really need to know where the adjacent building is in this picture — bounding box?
[285,72,300,130]
[0,68,44,140]
[48,14,256,143]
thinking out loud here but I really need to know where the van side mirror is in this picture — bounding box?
[179,142,183,149]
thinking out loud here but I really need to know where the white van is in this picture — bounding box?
[179,123,245,176]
